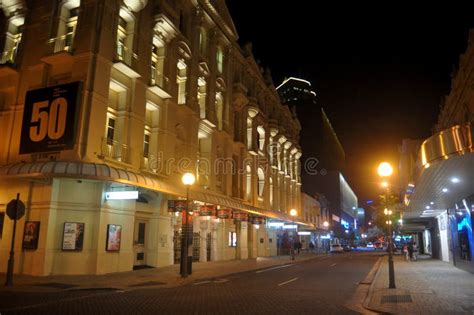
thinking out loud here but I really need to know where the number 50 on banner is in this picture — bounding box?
[20,82,82,154]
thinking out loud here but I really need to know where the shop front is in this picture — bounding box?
[405,123,474,273]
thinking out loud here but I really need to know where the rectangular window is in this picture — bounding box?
[137,222,146,245]
[107,118,115,144]
[143,134,150,158]
[228,231,237,247]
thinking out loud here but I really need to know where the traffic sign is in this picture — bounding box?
[6,199,25,220]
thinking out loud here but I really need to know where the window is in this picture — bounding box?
[257,126,265,152]
[107,117,115,144]
[257,167,265,197]
[215,91,223,130]
[198,77,207,118]
[151,34,167,88]
[228,231,237,247]
[117,17,127,60]
[1,16,24,64]
[216,46,224,73]
[246,165,252,201]
[143,133,150,158]
[246,117,253,150]
[177,59,188,104]
[199,28,207,55]
[116,8,135,65]
[137,222,146,245]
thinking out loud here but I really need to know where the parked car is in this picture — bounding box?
[374,242,383,250]
[330,244,344,253]
[342,244,352,252]
[366,242,374,248]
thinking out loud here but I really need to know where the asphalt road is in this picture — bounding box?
[1,251,381,315]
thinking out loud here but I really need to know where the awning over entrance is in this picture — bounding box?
[406,123,474,219]
[0,161,312,226]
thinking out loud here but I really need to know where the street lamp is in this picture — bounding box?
[181,172,195,278]
[378,161,396,289]
[289,209,297,260]
[323,221,329,228]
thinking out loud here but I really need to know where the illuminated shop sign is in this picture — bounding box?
[20,82,82,154]
[341,219,350,229]
[298,231,311,236]
[105,191,139,200]
[268,222,284,228]
[457,217,471,231]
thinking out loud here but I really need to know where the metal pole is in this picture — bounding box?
[5,193,19,286]
[180,187,189,278]
[387,190,396,289]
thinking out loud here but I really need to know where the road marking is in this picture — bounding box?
[256,264,292,274]
[193,280,212,285]
[330,263,337,267]
[278,278,298,286]
[213,279,229,283]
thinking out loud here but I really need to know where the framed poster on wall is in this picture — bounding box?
[62,222,84,251]
[22,221,40,250]
[106,224,122,251]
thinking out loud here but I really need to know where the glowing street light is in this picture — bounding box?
[377,162,393,177]
[182,172,196,186]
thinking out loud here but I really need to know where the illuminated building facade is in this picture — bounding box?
[402,29,474,273]
[0,0,305,276]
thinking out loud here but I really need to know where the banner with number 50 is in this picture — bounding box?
[20,82,82,154]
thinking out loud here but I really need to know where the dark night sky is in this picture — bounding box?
[226,2,474,205]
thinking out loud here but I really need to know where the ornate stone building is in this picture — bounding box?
[0,0,305,275]
[435,29,474,132]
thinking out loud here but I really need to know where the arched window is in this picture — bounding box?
[257,167,265,197]
[246,165,252,201]
[257,126,265,152]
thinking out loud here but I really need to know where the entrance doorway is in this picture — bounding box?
[173,230,201,264]
[133,219,148,267]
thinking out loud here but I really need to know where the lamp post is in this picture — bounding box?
[377,162,396,289]
[181,172,195,278]
[289,209,297,260]
[323,221,330,253]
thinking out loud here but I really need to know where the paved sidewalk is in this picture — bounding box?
[365,254,474,314]
[0,252,327,293]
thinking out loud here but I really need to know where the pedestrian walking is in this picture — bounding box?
[408,242,414,261]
